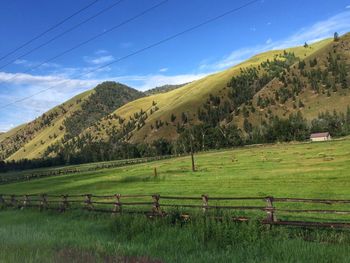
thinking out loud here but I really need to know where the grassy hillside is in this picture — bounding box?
[0,82,143,161]
[144,83,188,96]
[0,90,93,161]
[245,33,350,127]
[86,37,334,144]
[0,124,26,143]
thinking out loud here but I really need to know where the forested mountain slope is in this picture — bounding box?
[0,82,143,161]
[81,37,335,144]
[3,33,350,164]
[0,90,93,161]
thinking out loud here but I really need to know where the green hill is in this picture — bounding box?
[2,33,350,163]
[0,124,27,143]
[81,36,337,144]
[0,91,93,161]
[0,82,143,161]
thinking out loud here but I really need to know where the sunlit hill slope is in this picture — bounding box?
[2,33,350,161]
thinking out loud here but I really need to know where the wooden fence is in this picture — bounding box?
[0,155,176,185]
[1,194,350,229]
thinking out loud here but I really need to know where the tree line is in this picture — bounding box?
[1,107,350,173]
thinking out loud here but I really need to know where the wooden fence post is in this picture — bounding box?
[10,195,18,208]
[40,194,48,211]
[112,194,122,216]
[265,196,277,223]
[60,195,69,212]
[202,194,209,213]
[152,194,161,215]
[154,167,158,177]
[22,195,30,209]
[84,194,93,211]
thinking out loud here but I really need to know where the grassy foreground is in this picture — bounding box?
[1,209,350,263]
[1,139,350,262]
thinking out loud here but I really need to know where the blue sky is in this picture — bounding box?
[0,0,350,132]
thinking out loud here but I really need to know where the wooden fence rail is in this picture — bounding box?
[1,194,350,229]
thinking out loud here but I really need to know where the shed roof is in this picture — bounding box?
[310,132,330,138]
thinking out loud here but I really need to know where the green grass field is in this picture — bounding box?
[1,138,349,198]
[1,138,350,262]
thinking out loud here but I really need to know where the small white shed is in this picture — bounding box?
[310,132,331,142]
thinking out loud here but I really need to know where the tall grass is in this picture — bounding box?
[1,209,350,262]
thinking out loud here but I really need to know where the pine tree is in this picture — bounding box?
[334,32,339,41]
[170,113,176,122]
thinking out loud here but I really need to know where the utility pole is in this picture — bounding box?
[190,129,196,172]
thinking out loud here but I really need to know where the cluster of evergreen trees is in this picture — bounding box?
[62,82,143,139]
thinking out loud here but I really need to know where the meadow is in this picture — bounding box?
[1,138,350,262]
[1,138,349,198]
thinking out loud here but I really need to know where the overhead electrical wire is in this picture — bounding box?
[0,0,260,110]
[1,0,168,84]
[0,0,125,70]
[0,0,100,62]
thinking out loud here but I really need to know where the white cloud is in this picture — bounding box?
[0,123,14,133]
[199,46,267,71]
[0,71,98,88]
[159,68,168,72]
[201,10,350,71]
[0,71,101,114]
[346,5,350,9]
[14,59,29,65]
[13,59,60,69]
[95,49,108,55]
[84,55,114,65]
[265,38,272,44]
[272,11,350,49]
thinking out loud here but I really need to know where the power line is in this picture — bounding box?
[0,0,260,110]
[1,0,169,84]
[0,0,125,70]
[0,0,100,62]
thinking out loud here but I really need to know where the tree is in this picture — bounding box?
[304,42,309,48]
[243,118,253,133]
[152,139,172,156]
[334,32,339,41]
[225,125,243,146]
[181,112,188,124]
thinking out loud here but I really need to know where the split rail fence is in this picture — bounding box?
[1,194,350,229]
